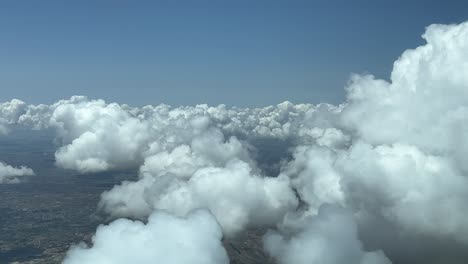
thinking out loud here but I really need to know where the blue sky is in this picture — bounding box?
[1,0,467,107]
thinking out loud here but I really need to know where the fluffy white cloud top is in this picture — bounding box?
[0,99,26,134]
[99,131,298,236]
[62,210,229,264]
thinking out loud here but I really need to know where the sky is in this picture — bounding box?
[1,0,467,107]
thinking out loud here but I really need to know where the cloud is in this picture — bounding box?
[277,21,468,262]
[0,99,26,134]
[4,95,341,174]
[49,97,153,173]
[99,130,298,236]
[0,161,35,183]
[341,22,468,170]
[63,210,229,264]
[339,142,468,242]
[337,21,468,242]
[264,204,391,264]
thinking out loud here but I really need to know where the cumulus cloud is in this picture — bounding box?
[0,99,27,134]
[339,21,468,241]
[285,141,468,243]
[341,22,468,169]
[49,97,153,173]
[0,161,35,183]
[340,142,468,242]
[99,131,298,236]
[276,21,468,262]
[264,204,391,264]
[63,210,229,264]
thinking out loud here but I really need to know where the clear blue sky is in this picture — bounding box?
[1,0,467,107]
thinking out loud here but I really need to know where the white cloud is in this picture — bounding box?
[0,161,35,183]
[338,142,468,243]
[264,204,391,264]
[283,145,346,214]
[50,97,153,173]
[99,134,298,236]
[0,99,26,134]
[341,22,468,168]
[63,210,229,264]
[277,21,468,259]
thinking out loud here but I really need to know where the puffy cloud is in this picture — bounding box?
[264,204,391,264]
[334,21,468,243]
[339,142,468,243]
[3,95,338,175]
[139,160,296,236]
[49,97,152,173]
[63,210,229,264]
[275,21,468,262]
[0,161,35,183]
[282,145,346,214]
[99,131,298,236]
[286,141,468,243]
[97,128,257,222]
[0,99,27,134]
[341,22,468,169]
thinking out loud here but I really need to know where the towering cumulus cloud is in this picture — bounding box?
[272,21,468,263]
[341,22,468,240]
[2,21,468,263]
